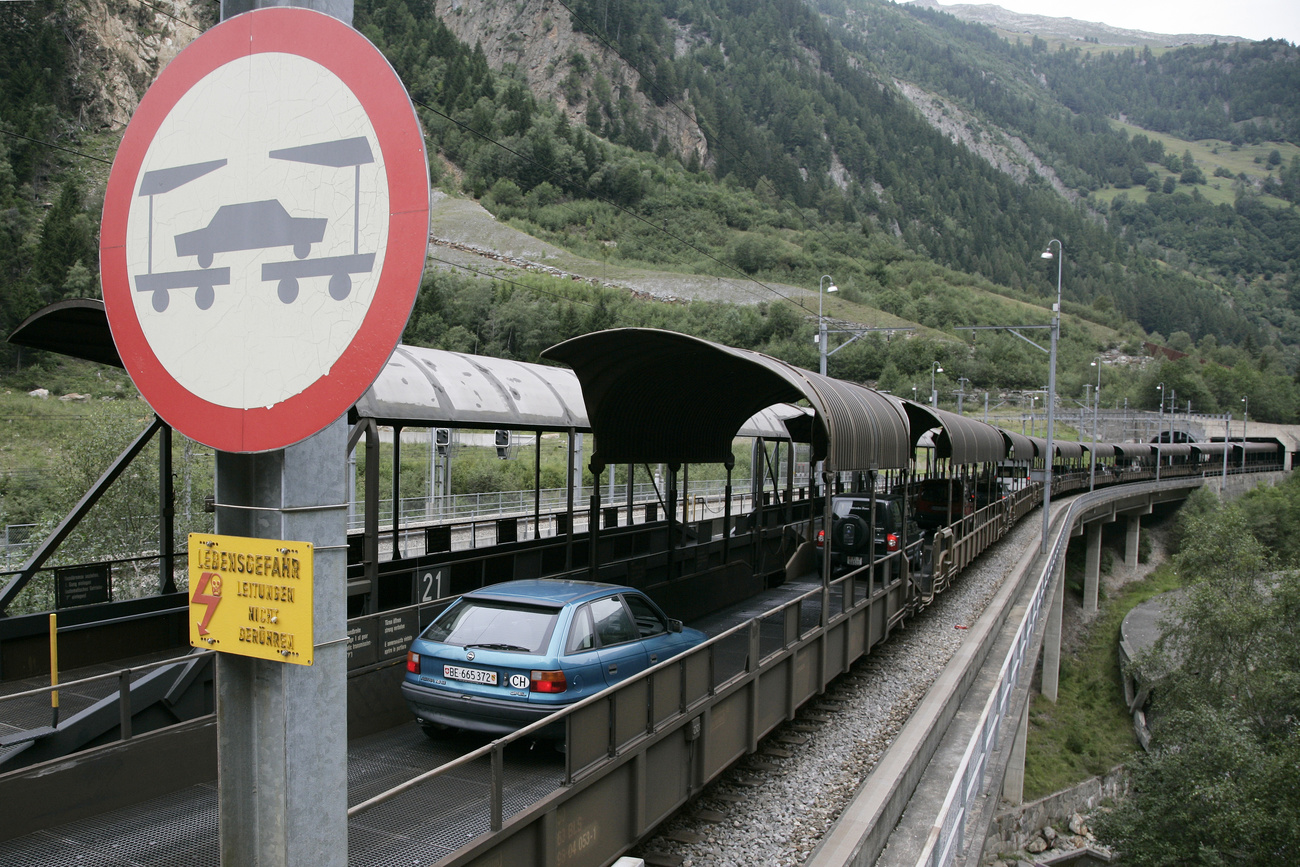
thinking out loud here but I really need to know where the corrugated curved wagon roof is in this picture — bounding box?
[1026,435,1086,460]
[352,345,589,431]
[736,403,812,440]
[905,403,1008,464]
[1114,442,1154,458]
[542,328,912,471]
[1000,429,1036,462]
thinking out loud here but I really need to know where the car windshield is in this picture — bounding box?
[423,599,559,654]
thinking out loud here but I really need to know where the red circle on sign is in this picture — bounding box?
[100,8,428,453]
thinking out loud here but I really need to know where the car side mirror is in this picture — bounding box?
[668,619,683,633]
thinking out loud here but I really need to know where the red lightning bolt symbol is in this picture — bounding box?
[193,571,223,636]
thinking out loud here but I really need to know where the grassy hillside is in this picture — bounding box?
[1090,121,1300,209]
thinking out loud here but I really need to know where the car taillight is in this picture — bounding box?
[530,670,567,693]
[406,651,420,674]
[886,533,899,552]
[817,529,825,548]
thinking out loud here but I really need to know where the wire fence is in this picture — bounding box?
[345,476,803,532]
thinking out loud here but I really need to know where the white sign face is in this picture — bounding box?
[127,53,389,410]
[101,8,429,453]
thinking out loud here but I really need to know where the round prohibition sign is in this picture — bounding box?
[101,7,429,453]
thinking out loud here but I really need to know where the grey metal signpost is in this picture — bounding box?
[214,429,348,865]
[213,5,354,864]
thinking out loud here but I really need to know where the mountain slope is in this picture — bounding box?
[903,0,1249,48]
[4,0,1300,421]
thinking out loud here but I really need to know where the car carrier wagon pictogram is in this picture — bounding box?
[132,136,378,311]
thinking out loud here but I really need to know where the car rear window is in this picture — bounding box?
[423,599,559,653]
[832,497,898,520]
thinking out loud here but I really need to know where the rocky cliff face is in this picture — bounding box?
[73,0,1066,197]
[79,0,708,162]
[69,0,209,130]
[893,79,1075,200]
[432,0,708,163]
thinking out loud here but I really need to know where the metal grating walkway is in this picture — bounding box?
[0,722,565,867]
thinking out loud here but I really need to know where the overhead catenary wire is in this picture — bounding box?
[0,129,112,165]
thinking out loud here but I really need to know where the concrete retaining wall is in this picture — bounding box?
[984,768,1128,857]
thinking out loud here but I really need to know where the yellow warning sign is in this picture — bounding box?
[188,533,314,665]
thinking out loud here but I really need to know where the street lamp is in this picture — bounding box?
[1089,357,1102,490]
[817,275,837,376]
[930,361,943,408]
[1168,386,1176,441]
[1242,395,1249,442]
[1039,239,1062,551]
[1156,382,1164,480]
[1155,382,1174,479]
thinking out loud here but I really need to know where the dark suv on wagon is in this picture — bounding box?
[816,493,926,578]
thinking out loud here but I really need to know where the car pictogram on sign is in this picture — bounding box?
[130,136,381,312]
[175,199,327,268]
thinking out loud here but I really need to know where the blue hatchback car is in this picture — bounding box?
[402,579,708,738]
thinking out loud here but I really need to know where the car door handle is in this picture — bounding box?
[608,663,618,675]
[649,654,658,664]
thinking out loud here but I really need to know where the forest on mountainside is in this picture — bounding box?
[1,0,1299,422]
[0,1,100,353]
[355,0,1294,347]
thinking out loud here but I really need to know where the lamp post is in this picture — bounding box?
[1039,240,1062,551]
[1242,395,1248,442]
[817,275,837,376]
[1168,386,1176,443]
[930,361,943,408]
[1089,356,1102,490]
[1156,382,1164,480]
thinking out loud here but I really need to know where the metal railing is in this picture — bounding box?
[0,647,210,758]
[345,571,829,830]
[912,479,1189,867]
[347,478,777,532]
